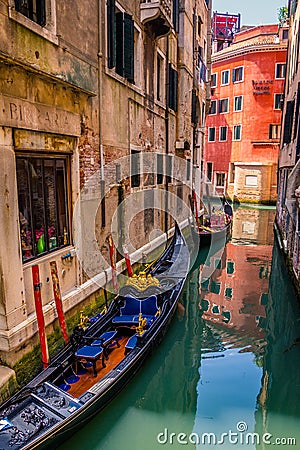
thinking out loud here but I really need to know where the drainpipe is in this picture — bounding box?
[98,0,105,227]
[164,34,169,235]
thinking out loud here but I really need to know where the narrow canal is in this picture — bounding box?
[59,206,300,450]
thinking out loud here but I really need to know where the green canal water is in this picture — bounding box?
[59,206,300,450]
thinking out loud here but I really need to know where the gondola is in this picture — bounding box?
[191,198,233,249]
[0,223,189,450]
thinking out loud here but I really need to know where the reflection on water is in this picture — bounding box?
[60,206,300,450]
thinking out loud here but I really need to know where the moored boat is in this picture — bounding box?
[0,223,189,450]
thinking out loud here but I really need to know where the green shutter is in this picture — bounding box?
[124,13,134,83]
[191,89,197,124]
[168,64,178,112]
[107,0,116,68]
[115,12,124,76]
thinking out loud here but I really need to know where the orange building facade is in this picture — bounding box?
[204,24,288,204]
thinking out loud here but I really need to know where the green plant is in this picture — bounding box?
[278,6,288,26]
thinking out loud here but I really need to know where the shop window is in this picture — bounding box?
[15,0,46,26]
[17,156,70,262]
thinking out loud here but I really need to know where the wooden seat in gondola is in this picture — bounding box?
[112,294,158,327]
[75,345,106,377]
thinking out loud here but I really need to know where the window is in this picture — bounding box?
[208,127,216,142]
[233,125,242,140]
[131,150,140,187]
[157,153,164,184]
[168,64,178,112]
[107,1,134,83]
[197,15,203,37]
[219,98,229,113]
[232,66,244,82]
[219,126,228,141]
[207,162,213,182]
[157,53,164,101]
[209,99,217,114]
[282,29,289,40]
[225,287,232,298]
[221,70,229,85]
[216,173,225,187]
[210,281,221,294]
[275,63,286,79]
[274,93,283,109]
[211,73,217,87]
[269,124,281,139]
[283,100,295,144]
[15,0,46,26]
[234,95,243,111]
[17,156,70,262]
[245,175,258,187]
[227,261,234,274]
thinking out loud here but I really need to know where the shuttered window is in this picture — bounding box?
[173,0,179,32]
[108,7,134,83]
[168,64,178,112]
[283,100,295,144]
[107,0,116,69]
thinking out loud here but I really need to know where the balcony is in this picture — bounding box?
[140,0,173,38]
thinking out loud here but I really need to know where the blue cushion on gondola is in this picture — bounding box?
[120,295,141,315]
[125,334,138,350]
[91,331,118,346]
[140,295,158,316]
[75,345,104,359]
[112,315,155,326]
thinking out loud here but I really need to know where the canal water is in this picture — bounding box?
[59,206,300,450]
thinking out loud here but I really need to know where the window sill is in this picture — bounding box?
[22,245,74,268]
[9,8,58,45]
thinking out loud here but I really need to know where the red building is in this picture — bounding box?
[204,24,288,203]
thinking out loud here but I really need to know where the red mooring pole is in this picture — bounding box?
[32,265,49,369]
[108,235,118,290]
[50,261,69,344]
[123,247,133,277]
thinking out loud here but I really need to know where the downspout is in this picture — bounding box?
[98,0,105,227]
[164,34,169,235]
